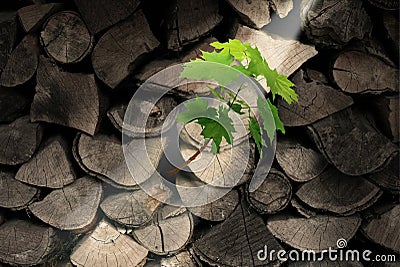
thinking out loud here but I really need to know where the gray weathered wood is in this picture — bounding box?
[17,3,63,32]
[0,11,17,75]
[226,0,271,29]
[0,116,42,165]
[368,0,399,10]
[41,11,93,64]
[0,87,29,123]
[373,95,399,142]
[31,56,100,135]
[269,0,294,18]
[367,154,400,192]
[160,250,197,267]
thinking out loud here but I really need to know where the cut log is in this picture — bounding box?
[176,175,239,221]
[160,250,197,267]
[28,176,102,231]
[276,137,328,182]
[0,170,38,210]
[277,70,354,126]
[373,95,399,142]
[17,3,63,32]
[288,258,364,267]
[31,56,100,135]
[194,199,283,266]
[301,0,372,48]
[100,187,170,227]
[247,168,292,214]
[180,141,255,188]
[362,205,400,253]
[267,214,361,252]
[367,154,400,192]
[0,87,29,123]
[290,198,318,218]
[0,210,3,226]
[235,25,317,88]
[383,12,399,59]
[73,0,140,35]
[132,205,194,255]
[269,0,294,18]
[107,96,177,138]
[40,11,93,64]
[70,219,148,267]
[0,220,61,266]
[307,108,398,176]
[332,51,399,94]
[164,0,222,50]
[15,135,76,188]
[92,10,159,89]
[368,0,399,10]
[0,116,42,165]
[73,133,164,188]
[0,34,39,87]
[0,11,17,75]
[226,0,271,29]
[296,167,382,215]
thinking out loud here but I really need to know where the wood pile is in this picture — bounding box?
[0,0,398,266]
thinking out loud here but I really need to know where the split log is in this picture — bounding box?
[41,11,93,64]
[100,187,169,227]
[304,68,329,84]
[132,205,194,255]
[368,0,399,10]
[0,11,17,75]
[70,219,148,267]
[362,205,400,253]
[267,214,361,252]
[367,154,400,193]
[269,0,294,18]
[92,10,159,89]
[73,134,164,188]
[15,136,76,188]
[28,176,102,231]
[307,108,398,176]
[194,199,283,266]
[296,167,382,215]
[373,95,399,142]
[301,0,372,48]
[164,0,222,50]
[0,116,42,165]
[17,3,63,32]
[383,13,399,59]
[176,175,239,221]
[226,0,271,29]
[332,51,399,94]
[107,96,177,138]
[31,56,100,135]
[290,198,318,218]
[74,0,140,35]
[0,170,38,210]
[235,25,317,91]
[276,137,328,182]
[0,210,3,225]
[247,168,292,214]
[180,141,255,188]
[0,220,61,266]
[160,250,197,267]
[277,70,354,126]
[288,258,364,267]
[0,87,29,123]
[0,34,39,87]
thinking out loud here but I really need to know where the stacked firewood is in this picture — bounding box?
[0,0,398,266]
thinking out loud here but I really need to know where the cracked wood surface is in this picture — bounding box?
[17,3,63,32]
[41,11,93,64]
[296,167,382,215]
[132,205,194,255]
[0,34,39,87]
[0,11,17,75]
[194,199,283,266]
[367,154,400,192]
[368,0,399,10]
[0,87,29,123]
[16,135,76,188]
[0,116,42,166]
[277,70,354,126]
[0,220,61,266]
[269,0,294,18]
[70,220,148,267]
[308,108,398,176]
[92,9,159,89]
[276,137,328,182]
[0,170,38,210]
[267,214,361,252]
[301,0,373,48]
[31,56,100,135]
[247,168,292,214]
[29,176,102,231]
[333,50,399,94]
[226,0,271,29]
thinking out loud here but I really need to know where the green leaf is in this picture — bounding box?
[230,103,244,114]
[200,49,234,65]
[248,116,266,157]
[267,99,285,134]
[257,96,276,143]
[177,96,218,124]
[211,39,248,62]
